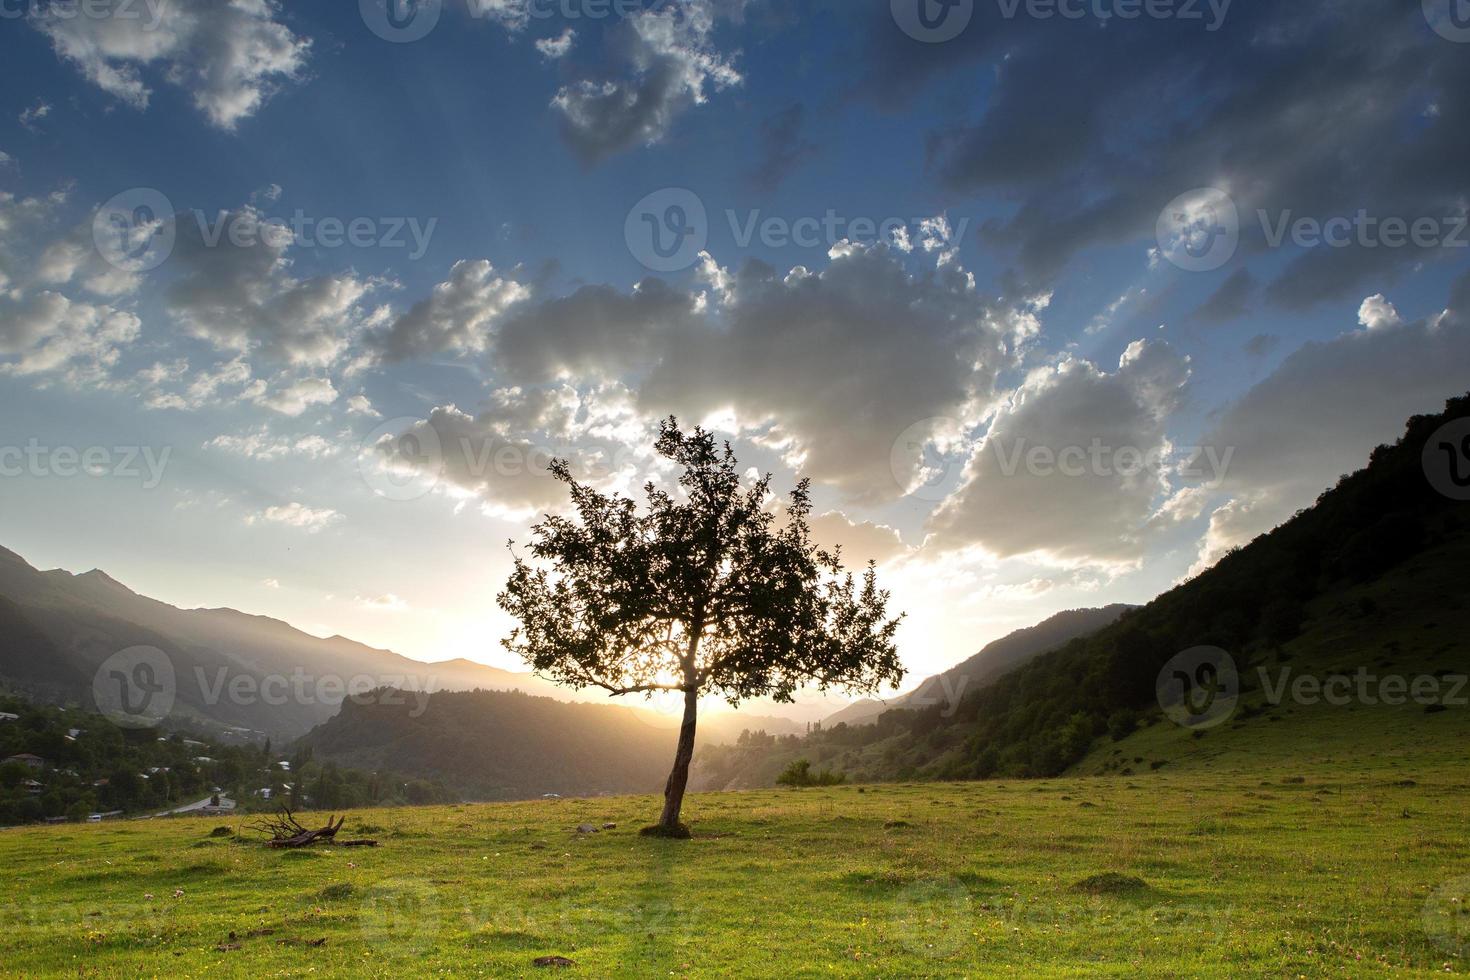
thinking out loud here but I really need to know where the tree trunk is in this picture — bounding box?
[657,686,699,831]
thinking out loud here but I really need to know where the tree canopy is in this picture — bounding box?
[499,418,904,833]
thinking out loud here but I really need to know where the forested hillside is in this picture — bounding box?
[703,393,1470,786]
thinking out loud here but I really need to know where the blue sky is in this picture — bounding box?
[2,0,1468,687]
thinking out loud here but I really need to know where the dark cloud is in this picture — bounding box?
[862,3,1470,307]
[748,103,819,191]
[1193,268,1255,323]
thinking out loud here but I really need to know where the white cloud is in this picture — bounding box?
[374,259,529,360]
[356,593,408,612]
[254,377,338,417]
[345,394,379,417]
[1189,278,1470,573]
[31,0,310,129]
[1357,293,1402,331]
[205,427,341,461]
[0,291,140,381]
[167,207,376,367]
[373,383,657,518]
[535,28,575,60]
[249,501,343,533]
[927,339,1192,567]
[18,101,51,132]
[551,0,744,162]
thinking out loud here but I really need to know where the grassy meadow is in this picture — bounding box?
[3,759,1469,977]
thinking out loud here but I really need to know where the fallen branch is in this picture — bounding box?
[252,808,360,848]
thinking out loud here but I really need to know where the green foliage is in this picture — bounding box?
[709,392,1470,786]
[775,758,846,787]
[499,418,904,827]
[499,418,905,706]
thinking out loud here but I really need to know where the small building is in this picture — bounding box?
[22,779,43,795]
[0,711,19,722]
[3,753,45,771]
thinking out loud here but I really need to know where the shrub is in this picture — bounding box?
[776,759,847,787]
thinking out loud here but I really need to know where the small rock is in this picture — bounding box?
[534,955,576,968]
[215,943,241,952]
[576,824,598,834]
[602,822,617,830]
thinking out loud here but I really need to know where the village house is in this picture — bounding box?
[3,753,46,770]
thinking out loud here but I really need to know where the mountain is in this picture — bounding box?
[0,547,565,739]
[295,687,680,800]
[703,392,1470,787]
[823,604,1135,727]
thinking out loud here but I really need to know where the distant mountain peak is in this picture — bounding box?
[77,569,135,594]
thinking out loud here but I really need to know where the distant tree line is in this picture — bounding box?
[0,694,449,825]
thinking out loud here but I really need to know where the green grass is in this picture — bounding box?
[3,763,1469,977]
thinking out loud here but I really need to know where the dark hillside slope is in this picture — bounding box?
[716,392,1470,784]
[296,688,676,800]
[824,604,1134,728]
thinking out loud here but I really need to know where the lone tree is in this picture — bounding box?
[498,419,904,837]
